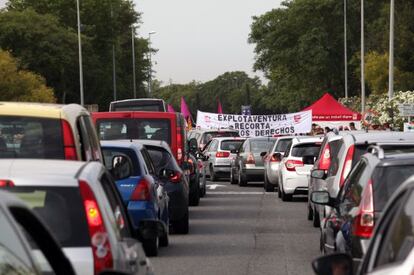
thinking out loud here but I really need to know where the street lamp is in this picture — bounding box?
[388,0,395,100]
[148,31,156,97]
[361,0,366,113]
[76,0,84,106]
[344,0,348,99]
[131,25,137,99]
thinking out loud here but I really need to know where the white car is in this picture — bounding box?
[278,136,323,201]
[0,159,153,275]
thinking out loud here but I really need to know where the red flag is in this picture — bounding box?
[180,97,191,120]
[217,100,223,114]
[167,104,175,113]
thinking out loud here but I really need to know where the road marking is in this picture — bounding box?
[208,191,269,195]
[206,184,226,190]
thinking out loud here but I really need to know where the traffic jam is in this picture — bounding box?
[0,97,414,275]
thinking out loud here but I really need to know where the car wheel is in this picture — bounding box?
[189,186,200,206]
[238,166,247,187]
[264,173,274,192]
[172,211,189,234]
[281,186,292,201]
[210,165,217,181]
[307,204,313,220]
[143,237,158,257]
[159,233,169,247]
[230,168,237,185]
[312,206,320,228]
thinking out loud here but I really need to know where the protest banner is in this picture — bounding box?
[196,110,312,137]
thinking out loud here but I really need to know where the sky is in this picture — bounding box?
[0,0,282,85]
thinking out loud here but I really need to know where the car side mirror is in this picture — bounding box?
[260,151,267,157]
[273,152,282,161]
[188,138,198,154]
[303,155,316,165]
[312,253,353,275]
[311,169,326,179]
[110,155,133,180]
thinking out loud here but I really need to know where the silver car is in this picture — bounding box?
[263,136,294,191]
[203,137,246,181]
[0,159,153,275]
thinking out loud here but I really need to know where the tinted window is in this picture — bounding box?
[291,143,321,157]
[327,139,344,177]
[375,190,414,268]
[146,146,180,172]
[249,140,275,153]
[0,116,64,159]
[275,139,292,153]
[201,131,239,144]
[372,165,414,211]
[102,147,141,176]
[220,140,244,151]
[340,160,369,208]
[97,118,171,145]
[6,187,90,247]
[141,149,156,175]
[353,145,369,164]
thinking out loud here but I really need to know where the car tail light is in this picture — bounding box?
[216,151,230,158]
[61,120,78,160]
[0,180,14,187]
[176,127,183,164]
[352,179,374,238]
[130,178,151,201]
[285,160,303,171]
[246,153,255,164]
[340,145,355,187]
[169,171,182,183]
[79,180,113,274]
[318,143,331,170]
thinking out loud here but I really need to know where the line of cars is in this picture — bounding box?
[305,131,414,275]
[0,100,207,275]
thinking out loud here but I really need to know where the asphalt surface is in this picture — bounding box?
[151,179,320,275]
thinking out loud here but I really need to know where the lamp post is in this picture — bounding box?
[148,31,156,97]
[344,0,348,99]
[388,0,395,100]
[361,0,366,113]
[76,0,84,106]
[111,3,117,101]
[131,25,137,98]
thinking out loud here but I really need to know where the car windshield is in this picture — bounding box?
[0,116,64,159]
[220,140,244,151]
[372,165,414,211]
[6,186,90,248]
[97,118,172,145]
[250,139,275,153]
[291,143,321,157]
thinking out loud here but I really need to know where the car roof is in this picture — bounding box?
[93,111,176,118]
[247,137,277,141]
[212,137,246,142]
[344,131,414,143]
[0,102,87,119]
[193,129,239,133]
[364,152,414,167]
[110,98,165,103]
[0,159,86,186]
[100,140,144,151]
[292,136,324,144]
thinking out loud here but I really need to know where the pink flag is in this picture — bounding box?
[167,104,175,113]
[217,100,223,114]
[180,97,191,119]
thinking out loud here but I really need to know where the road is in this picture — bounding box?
[151,180,320,275]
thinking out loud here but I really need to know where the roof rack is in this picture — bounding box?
[367,142,414,159]
[367,145,385,159]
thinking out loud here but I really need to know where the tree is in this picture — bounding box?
[0,50,55,102]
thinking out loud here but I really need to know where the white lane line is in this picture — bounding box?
[208,191,268,195]
[206,184,226,190]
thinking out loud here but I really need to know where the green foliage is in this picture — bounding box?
[2,0,151,109]
[365,51,389,95]
[0,50,55,102]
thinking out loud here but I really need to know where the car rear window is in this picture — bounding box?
[249,139,275,153]
[146,146,180,172]
[372,165,414,211]
[220,140,244,151]
[6,186,90,247]
[0,116,64,159]
[102,147,141,176]
[97,118,171,145]
[291,143,321,157]
[274,139,292,153]
[201,131,239,144]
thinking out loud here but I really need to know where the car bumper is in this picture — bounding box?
[283,174,308,194]
[213,165,231,174]
[244,166,264,180]
[127,201,158,229]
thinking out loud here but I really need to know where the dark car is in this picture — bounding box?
[139,139,190,234]
[231,137,277,186]
[312,173,414,275]
[312,147,414,269]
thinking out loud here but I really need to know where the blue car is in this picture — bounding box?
[101,140,169,257]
